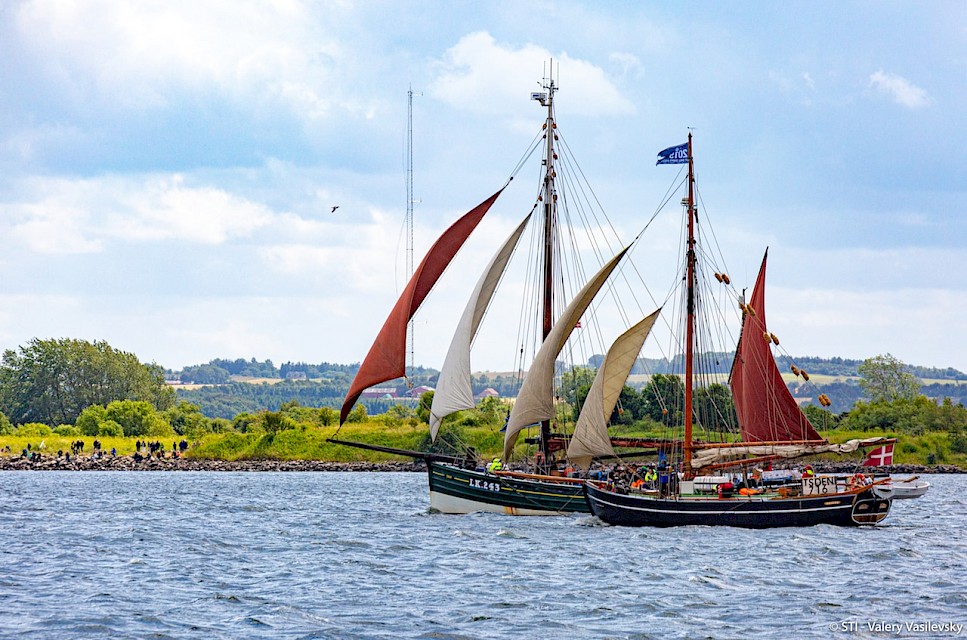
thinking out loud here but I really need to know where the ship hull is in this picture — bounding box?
[584,482,892,528]
[426,461,589,515]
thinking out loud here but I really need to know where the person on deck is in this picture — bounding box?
[803,465,815,478]
[487,457,503,473]
[645,467,658,489]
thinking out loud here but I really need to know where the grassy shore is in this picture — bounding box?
[2,422,964,468]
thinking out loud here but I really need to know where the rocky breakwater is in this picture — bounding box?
[0,455,426,472]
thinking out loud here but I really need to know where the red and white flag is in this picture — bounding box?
[862,444,894,467]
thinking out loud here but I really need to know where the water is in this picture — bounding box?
[0,472,964,639]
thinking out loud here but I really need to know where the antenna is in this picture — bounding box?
[406,86,420,381]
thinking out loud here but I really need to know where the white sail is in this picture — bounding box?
[429,214,532,439]
[567,309,661,469]
[502,246,630,461]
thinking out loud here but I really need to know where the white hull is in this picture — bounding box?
[428,490,568,516]
[890,480,930,500]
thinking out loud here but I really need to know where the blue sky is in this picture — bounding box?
[1,1,965,373]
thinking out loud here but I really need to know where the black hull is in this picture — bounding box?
[584,482,892,528]
[426,461,588,515]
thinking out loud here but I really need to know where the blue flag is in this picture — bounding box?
[656,142,688,165]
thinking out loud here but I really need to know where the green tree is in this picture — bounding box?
[97,420,124,437]
[858,353,921,403]
[76,405,108,436]
[640,374,685,424]
[164,401,212,436]
[0,338,175,426]
[0,411,13,435]
[16,423,52,437]
[262,411,296,433]
[562,366,597,407]
[692,383,737,431]
[416,391,434,423]
[53,424,82,436]
[802,404,839,430]
[104,400,173,437]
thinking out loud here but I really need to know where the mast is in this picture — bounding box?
[535,63,557,470]
[406,86,416,380]
[683,132,695,477]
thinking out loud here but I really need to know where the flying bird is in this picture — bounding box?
[331,205,339,213]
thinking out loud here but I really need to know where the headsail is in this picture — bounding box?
[502,245,631,461]
[568,308,661,469]
[340,189,504,424]
[429,213,532,439]
[729,250,822,442]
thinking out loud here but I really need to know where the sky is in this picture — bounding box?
[1,0,965,374]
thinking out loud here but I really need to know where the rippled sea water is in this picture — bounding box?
[0,472,964,639]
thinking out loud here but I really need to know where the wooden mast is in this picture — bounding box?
[538,66,557,471]
[683,132,695,477]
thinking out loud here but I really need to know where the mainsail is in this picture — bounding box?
[502,245,631,461]
[729,250,822,443]
[429,213,532,439]
[340,189,504,424]
[567,308,661,469]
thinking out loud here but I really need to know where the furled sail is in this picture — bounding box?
[340,190,504,424]
[690,436,894,469]
[568,308,661,469]
[429,213,532,439]
[502,245,630,461]
[729,250,822,442]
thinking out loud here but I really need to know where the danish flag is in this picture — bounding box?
[862,444,894,467]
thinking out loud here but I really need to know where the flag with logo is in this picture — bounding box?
[656,142,688,165]
[861,443,894,466]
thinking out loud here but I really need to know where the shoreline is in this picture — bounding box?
[0,455,963,474]
[0,455,426,472]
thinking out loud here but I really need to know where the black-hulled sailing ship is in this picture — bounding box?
[329,69,655,515]
[582,135,896,527]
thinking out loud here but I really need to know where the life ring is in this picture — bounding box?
[848,473,867,489]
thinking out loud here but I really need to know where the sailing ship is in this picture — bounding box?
[582,134,897,527]
[330,69,652,515]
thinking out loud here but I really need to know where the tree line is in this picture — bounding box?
[1,339,965,459]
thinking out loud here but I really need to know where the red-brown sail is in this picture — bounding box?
[340,189,503,424]
[730,250,822,442]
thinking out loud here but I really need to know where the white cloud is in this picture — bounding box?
[14,0,360,120]
[430,32,635,118]
[113,176,274,244]
[868,70,932,109]
[4,174,275,253]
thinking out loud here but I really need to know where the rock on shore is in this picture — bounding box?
[0,455,426,472]
[0,455,961,474]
